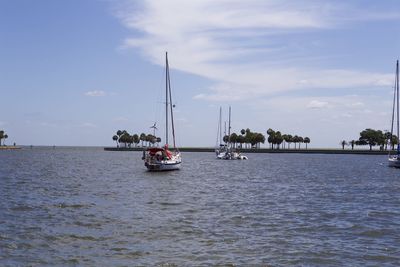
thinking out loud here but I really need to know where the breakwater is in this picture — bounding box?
[104,147,389,155]
[0,146,21,150]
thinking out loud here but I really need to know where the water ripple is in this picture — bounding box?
[0,148,399,266]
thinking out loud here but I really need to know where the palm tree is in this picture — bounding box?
[237,135,245,148]
[245,128,251,148]
[119,133,130,147]
[112,135,119,147]
[281,134,287,149]
[128,135,134,148]
[292,135,299,149]
[303,137,310,149]
[266,128,275,149]
[230,133,238,148]
[390,135,398,150]
[340,140,348,150]
[139,133,146,147]
[349,140,355,150]
[3,134,7,146]
[298,136,304,149]
[275,131,283,149]
[116,130,123,139]
[0,130,4,146]
[286,135,293,149]
[146,134,156,146]
[255,133,265,148]
[132,134,139,147]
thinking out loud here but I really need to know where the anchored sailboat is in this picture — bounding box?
[216,106,248,160]
[143,52,182,171]
[388,60,400,168]
[215,107,228,159]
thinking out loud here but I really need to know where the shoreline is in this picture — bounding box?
[0,146,21,150]
[103,147,390,155]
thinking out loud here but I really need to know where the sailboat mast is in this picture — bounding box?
[168,59,177,149]
[216,107,221,147]
[224,121,227,143]
[397,60,399,154]
[228,106,231,145]
[165,52,169,145]
[219,107,222,145]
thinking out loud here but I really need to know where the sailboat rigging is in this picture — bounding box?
[388,59,400,168]
[143,52,182,171]
[215,106,248,160]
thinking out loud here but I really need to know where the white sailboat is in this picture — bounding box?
[215,107,228,159]
[217,106,248,160]
[388,60,400,168]
[143,52,182,171]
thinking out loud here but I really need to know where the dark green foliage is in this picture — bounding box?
[113,131,161,148]
[267,129,309,149]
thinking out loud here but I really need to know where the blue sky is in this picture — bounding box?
[0,0,399,148]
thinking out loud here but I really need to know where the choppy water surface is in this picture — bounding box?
[0,147,399,266]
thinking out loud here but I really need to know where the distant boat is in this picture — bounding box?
[217,106,248,160]
[388,60,400,168]
[215,106,228,159]
[143,52,182,171]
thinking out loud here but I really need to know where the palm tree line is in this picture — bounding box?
[112,130,161,148]
[112,127,311,149]
[0,130,8,146]
[266,128,310,150]
[341,128,398,151]
[222,128,266,149]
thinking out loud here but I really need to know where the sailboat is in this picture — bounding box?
[215,107,227,159]
[217,106,248,160]
[143,52,182,171]
[388,60,400,168]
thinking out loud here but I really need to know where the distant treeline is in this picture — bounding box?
[112,130,161,148]
[341,128,398,150]
[0,130,8,146]
[112,128,311,149]
[220,128,310,149]
[266,129,310,149]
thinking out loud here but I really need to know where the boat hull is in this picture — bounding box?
[216,150,248,160]
[145,161,181,171]
[143,149,182,171]
[388,156,400,168]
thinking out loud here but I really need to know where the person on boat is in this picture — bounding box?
[163,144,172,159]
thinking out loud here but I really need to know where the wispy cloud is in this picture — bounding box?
[115,0,396,102]
[307,100,330,109]
[85,90,106,97]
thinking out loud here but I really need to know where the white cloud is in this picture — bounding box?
[113,0,397,148]
[307,100,329,109]
[115,0,394,102]
[347,101,364,108]
[85,90,106,97]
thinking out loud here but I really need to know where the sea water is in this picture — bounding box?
[0,147,399,266]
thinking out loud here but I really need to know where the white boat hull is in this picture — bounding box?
[216,150,248,160]
[145,160,181,171]
[388,156,400,168]
[144,151,182,171]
